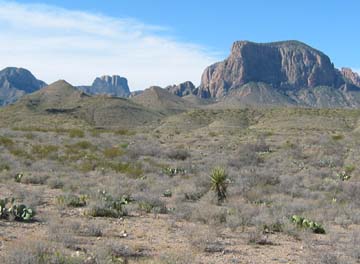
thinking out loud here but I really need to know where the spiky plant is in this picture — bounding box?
[210,167,228,203]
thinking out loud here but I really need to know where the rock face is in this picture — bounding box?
[78,75,130,97]
[341,68,360,87]
[198,41,345,98]
[0,67,46,106]
[166,81,197,97]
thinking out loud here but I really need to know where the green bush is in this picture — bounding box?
[68,129,85,138]
[56,194,87,207]
[103,147,124,159]
[0,163,10,171]
[109,162,143,178]
[85,191,130,218]
[0,136,14,148]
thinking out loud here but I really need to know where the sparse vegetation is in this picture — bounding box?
[1,107,360,263]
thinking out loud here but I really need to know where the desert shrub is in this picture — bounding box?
[0,136,14,148]
[47,177,64,189]
[31,144,59,159]
[247,229,274,245]
[114,129,135,136]
[56,194,87,208]
[109,162,143,178]
[186,226,224,253]
[191,202,227,225]
[9,148,31,159]
[166,149,190,160]
[3,241,83,264]
[24,133,35,140]
[82,222,103,237]
[47,219,80,249]
[103,147,124,158]
[21,174,49,185]
[158,252,195,264]
[68,129,84,138]
[0,163,10,171]
[137,195,167,214]
[93,242,146,264]
[86,191,130,218]
[128,144,161,159]
[228,145,264,168]
[332,134,344,141]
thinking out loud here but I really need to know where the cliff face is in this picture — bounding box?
[165,81,197,97]
[341,68,360,87]
[79,75,130,97]
[0,67,46,106]
[198,41,345,98]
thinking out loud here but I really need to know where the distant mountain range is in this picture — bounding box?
[77,75,131,98]
[0,67,46,106]
[196,40,360,107]
[1,40,360,108]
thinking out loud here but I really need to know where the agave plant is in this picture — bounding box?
[210,167,228,203]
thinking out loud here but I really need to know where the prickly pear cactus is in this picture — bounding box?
[291,215,325,234]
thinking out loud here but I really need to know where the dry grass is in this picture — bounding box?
[1,107,360,263]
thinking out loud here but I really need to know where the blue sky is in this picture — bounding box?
[0,0,359,89]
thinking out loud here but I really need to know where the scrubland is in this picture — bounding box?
[1,108,360,263]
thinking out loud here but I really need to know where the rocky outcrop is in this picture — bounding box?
[341,68,360,87]
[0,67,46,106]
[165,81,197,97]
[198,41,345,98]
[78,75,130,97]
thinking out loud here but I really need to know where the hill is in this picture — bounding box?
[0,80,161,128]
[131,86,196,114]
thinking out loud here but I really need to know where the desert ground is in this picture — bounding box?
[1,107,360,263]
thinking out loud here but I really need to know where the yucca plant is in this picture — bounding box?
[210,167,228,203]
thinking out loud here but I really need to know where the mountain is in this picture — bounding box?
[0,80,161,128]
[0,67,46,106]
[341,68,360,88]
[78,75,131,97]
[165,81,197,97]
[131,86,196,113]
[197,40,360,107]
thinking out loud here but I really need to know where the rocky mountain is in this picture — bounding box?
[197,40,360,108]
[78,75,131,97]
[341,68,360,87]
[0,67,46,106]
[165,81,197,97]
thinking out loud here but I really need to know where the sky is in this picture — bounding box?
[0,0,359,90]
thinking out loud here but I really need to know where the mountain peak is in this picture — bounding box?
[78,75,130,97]
[199,40,343,98]
[165,81,197,97]
[0,67,46,106]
